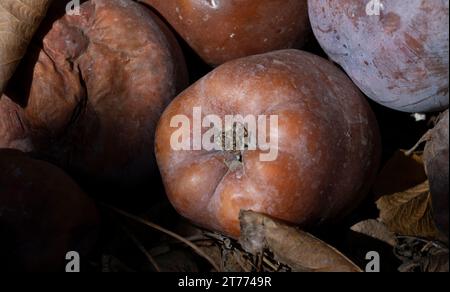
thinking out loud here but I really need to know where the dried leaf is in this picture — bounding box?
[373,150,427,199]
[0,0,53,94]
[376,181,444,241]
[351,219,397,247]
[239,211,362,272]
[395,237,449,272]
[154,250,199,272]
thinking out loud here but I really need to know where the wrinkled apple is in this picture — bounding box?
[424,110,449,238]
[0,0,188,191]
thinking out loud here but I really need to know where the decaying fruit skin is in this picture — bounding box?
[155,50,381,238]
[424,110,449,238]
[309,0,449,113]
[0,0,188,190]
[0,149,99,272]
[141,0,310,66]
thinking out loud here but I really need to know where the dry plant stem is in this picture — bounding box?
[102,203,221,272]
[119,223,161,272]
[0,0,53,94]
[397,236,446,248]
[406,131,432,156]
[262,256,279,271]
[234,250,252,272]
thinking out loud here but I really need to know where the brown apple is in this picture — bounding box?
[424,110,449,238]
[141,0,310,66]
[0,149,99,272]
[155,50,381,238]
[0,0,188,191]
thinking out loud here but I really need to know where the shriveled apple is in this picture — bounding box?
[0,0,188,191]
[424,110,449,238]
[155,50,381,238]
[0,149,99,272]
[140,0,310,66]
[309,0,449,113]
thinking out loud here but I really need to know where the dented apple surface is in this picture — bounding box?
[0,0,188,190]
[309,0,449,113]
[155,50,381,238]
[141,0,310,66]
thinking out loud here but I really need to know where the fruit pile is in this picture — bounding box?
[0,0,448,272]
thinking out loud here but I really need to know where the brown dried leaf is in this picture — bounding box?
[154,250,199,272]
[376,181,444,241]
[373,150,427,199]
[239,211,362,272]
[351,219,397,247]
[395,237,449,272]
[0,0,53,94]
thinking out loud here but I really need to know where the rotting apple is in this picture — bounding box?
[424,110,449,238]
[0,0,188,191]
[0,149,99,272]
[140,0,310,66]
[309,0,449,113]
[155,50,381,238]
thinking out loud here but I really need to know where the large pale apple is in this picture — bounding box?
[309,0,449,112]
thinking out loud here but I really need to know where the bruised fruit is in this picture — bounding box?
[141,0,310,66]
[0,0,188,191]
[155,50,381,238]
[309,0,449,113]
[424,110,449,238]
[0,149,99,272]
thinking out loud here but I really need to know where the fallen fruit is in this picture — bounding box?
[0,149,99,272]
[0,0,188,191]
[141,0,310,66]
[309,0,449,112]
[155,50,381,237]
[424,110,449,238]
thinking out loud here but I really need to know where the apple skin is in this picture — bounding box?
[155,50,381,238]
[141,0,310,66]
[0,0,188,191]
[309,0,449,113]
[0,149,99,272]
[424,110,449,238]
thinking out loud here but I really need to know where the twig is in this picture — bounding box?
[262,256,279,271]
[101,203,221,272]
[405,130,432,156]
[120,223,161,272]
[234,250,252,272]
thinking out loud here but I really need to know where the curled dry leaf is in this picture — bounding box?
[373,150,427,199]
[424,110,449,238]
[0,0,53,94]
[351,219,397,247]
[239,211,362,272]
[374,150,446,241]
[395,237,449,273]
[376,181,445,241]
